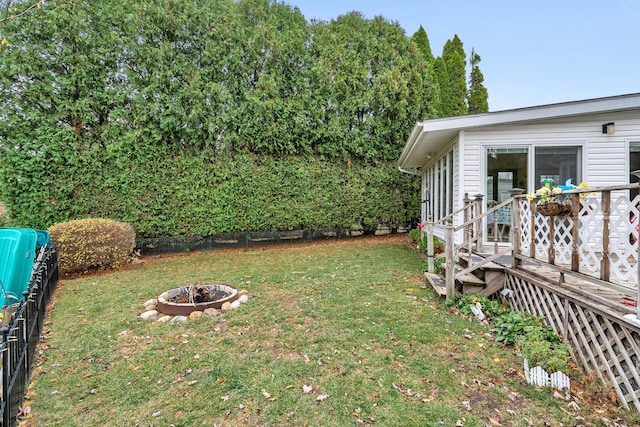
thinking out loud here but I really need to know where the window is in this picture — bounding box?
[425,149,454,221]
[534,146,581,187]
[630,142,640,200]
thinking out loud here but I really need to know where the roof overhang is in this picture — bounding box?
[398,93,640,170]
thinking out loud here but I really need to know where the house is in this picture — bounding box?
[398,94,640,412]
[398,93,640,245]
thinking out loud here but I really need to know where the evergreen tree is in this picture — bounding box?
[441,34,467,116]
[0,0,446,231]
[310,13,437,161]
[410,25,433,62]
[432,57,450,117]
[468,48,489,114]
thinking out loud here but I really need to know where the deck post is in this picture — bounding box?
[426,216,434,273]
[474,194,484,252]
[636,201,640,320]
[512,197,522,268]
[463,193,470,246]
[445,222,455,302]
[548,216,555,265]
[571,193,580,272]
[530,199,537,258]
[600,190,611,281]
[463,193,471,254]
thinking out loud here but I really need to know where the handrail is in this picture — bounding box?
[455,248,512,278]
[454,198,511,232]
[434,204,469,227]
[425,195,517,301]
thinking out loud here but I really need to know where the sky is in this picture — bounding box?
[285,0,640,112]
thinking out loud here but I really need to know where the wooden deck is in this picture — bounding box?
[423,184,640,411]
[429,251,640,412]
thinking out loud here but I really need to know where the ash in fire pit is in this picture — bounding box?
[156,282,240,316]
[173,282,231,304]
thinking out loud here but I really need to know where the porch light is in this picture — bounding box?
[602,122,615,134]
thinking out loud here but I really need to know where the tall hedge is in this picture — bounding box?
[0,0,434,235]
[68,154,419,237]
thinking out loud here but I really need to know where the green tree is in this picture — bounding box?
[0,0,440,234]
[441,34,467,116]
[0,0,129,226]
[467,48,489,114]
[410,25,433,62]
[310,13,437,161]
[231,0,316,156]
[432,56,449,116]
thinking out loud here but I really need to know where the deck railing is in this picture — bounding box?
[424,184,640,411]
[424,184,640,319]
[513,183,640,319]
[425,193,513,300]
[0,246,58,426]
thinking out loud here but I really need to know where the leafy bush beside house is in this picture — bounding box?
[448,294,571,373]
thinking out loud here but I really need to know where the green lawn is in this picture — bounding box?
[27,235,634,426]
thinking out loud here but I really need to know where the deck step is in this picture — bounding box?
[483,270,506,295]
[425,262,506,298]
[424,272,447,296]
[454,264,485,286]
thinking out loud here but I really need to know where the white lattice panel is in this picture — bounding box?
[516,192,640,286]
[553,215,574,264]
[519,200,532,254]
[501,272,640,412]
[535,215,551,259]
[578,198,601,272]
[608,194,638,282]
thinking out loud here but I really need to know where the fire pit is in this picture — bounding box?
[156,282,239,316]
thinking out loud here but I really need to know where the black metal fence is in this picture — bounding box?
[136,225,411,255]
[0,246,58,426]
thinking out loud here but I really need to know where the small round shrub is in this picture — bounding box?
[48,218,136,276]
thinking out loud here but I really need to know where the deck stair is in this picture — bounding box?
[425,254,506,297]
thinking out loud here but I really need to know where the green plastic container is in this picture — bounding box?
[0,228,37,308]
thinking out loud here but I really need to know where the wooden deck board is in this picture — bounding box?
[424,272,447,296]
[515,264,637,315]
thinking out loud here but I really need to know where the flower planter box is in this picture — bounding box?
[523,359,570,390]
[536,200,572,217]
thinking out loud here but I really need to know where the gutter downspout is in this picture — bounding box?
[397,166,421,176]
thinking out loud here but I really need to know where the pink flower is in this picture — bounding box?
[417,222,426,229]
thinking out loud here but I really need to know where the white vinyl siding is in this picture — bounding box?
[460,111,640,193]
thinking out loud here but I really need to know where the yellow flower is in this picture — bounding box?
[577,182,594,199]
